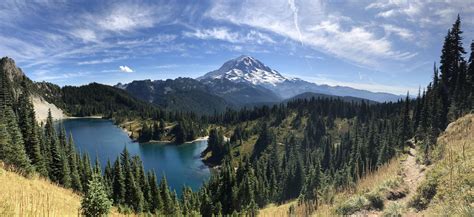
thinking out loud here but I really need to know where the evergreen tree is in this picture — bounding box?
[2,107,32,174]
[112,156,125,205]
[148,171,163,213]
[58,127,71,188]
[399,93,411,146]
[17,80,46,176]
[67,134,82,191]
[160,175,174,215]
[251,123,273,160]
[466,41,474,109]
[82,154,93,192]
[81,174,112,217]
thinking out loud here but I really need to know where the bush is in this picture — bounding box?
[81,174,112,217]
[382,202,404,217]
[408,175,438,211]
[366,192,384,210]
[335,195,369,215]
[117,205,133,214]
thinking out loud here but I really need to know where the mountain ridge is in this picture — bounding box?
[199,55,403,102]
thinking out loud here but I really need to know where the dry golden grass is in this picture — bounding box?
[258,157,402,217]
[353,157,402,194]
[0,164,127,217]
[420,113,474,216]
[0,164,82,216]
[259,200,297,217]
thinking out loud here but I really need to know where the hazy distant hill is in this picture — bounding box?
[116,77,230,115]
[285,92,378,104]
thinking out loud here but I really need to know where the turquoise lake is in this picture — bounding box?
[57,118,210,194]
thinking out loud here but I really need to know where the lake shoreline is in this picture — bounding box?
[63,115,103,119]
[101,116,214,170]
[137,136,209,145]
[58,118,211,193]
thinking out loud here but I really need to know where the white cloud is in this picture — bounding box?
[185,27,240,43]
[184,27,275,44]
[119,65,134,73]
[96,4,163,32]
[72,29,98,42]
[376,9,396,18]
[78,56,128,65]
[205,0,415,67]
[367,0,474,26]
[382,24,414,40]
[33,71,90,82]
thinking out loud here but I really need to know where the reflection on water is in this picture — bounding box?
[57,118,210,194]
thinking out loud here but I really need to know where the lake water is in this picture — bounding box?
[57,118,210,194]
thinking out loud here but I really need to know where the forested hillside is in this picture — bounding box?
[0,16,472,216]
[196,16,474,215]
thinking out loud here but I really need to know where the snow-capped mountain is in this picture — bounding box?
[198,55,287,87]
[199,55,403,102]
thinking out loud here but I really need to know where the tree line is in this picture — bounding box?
[195,16,474,215]
[0,16,472,216]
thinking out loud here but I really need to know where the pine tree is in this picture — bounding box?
[82,154,93,192]
[58,127,71,188]
[81,174,112,217]
[2,107,32,174]
[43,109,56,174]
[0,113,12,163]
[67,134,82,192]
[17,80,46,176]
[148,171,163,213]
[0,68,13,109]
[112,156,125,205]
[251,123,273,160]
[399,93,411,146]
[103,159,114,196]
[301,161,321,205]
[466,41,474,109]
[440,15,466,94]
[160,175,174,215]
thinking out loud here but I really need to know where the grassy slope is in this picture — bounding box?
[258,156,402,216]
[259,113,474,216]
[418,113,474,216]
[0,164,128,216]
[0,164,81,216]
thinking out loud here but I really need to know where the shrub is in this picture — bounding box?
[366,192,384,210]
[81,174,112,217]
[382,202,404,217]
[408,175,438,211]
[335,195,369,215]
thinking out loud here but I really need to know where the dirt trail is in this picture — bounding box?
[353,143,427,217]
[395,144,428,216]
[401,145,425,203]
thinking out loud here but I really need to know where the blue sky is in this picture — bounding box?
[1,0,473,95]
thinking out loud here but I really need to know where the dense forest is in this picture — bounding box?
[0,16,472,216]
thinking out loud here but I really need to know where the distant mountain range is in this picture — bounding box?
[1,55,403,117]
[117,55,402,114]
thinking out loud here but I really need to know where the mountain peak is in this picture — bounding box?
[199,55,287,86]
[1,56,26,82]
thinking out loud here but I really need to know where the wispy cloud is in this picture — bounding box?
[184,27,275,44]
[382,24,414,41]
[366,0,474,26]
[119,65,134,73]
[32,71,91,82]
[78,56,129,65]
[205,0,416,67]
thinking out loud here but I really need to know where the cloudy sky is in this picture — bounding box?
[1,0,473,95]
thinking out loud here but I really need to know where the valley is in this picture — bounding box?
[0,4,473,217]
